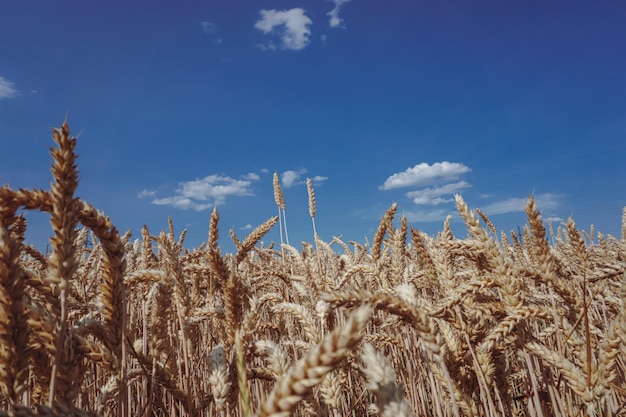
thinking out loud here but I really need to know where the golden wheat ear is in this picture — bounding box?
[258,304,373,417]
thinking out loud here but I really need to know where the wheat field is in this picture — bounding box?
[0,122,624,417]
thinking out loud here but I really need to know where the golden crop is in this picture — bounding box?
[1,122,624,417]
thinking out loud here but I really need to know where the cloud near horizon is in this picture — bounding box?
[406,181,471,205]
[479,193,562,216]
[255,8,313,51]
[380,162,562,224]
[403,208,452,223]
[402,193,562,224]
[0,76,18,99]
[150,174,257,211]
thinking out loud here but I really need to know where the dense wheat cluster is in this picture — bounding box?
[1,122,625,417]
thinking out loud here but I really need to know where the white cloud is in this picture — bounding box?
[380,162,471,190]
[242,172,260,181]
[239,224,253,231]
[137,189,156,198]
[328,0,351,28]
[546,216,564,224]
[279,169,327,188]
[257,42,277,51]
[151,174,257,210]
[201,21,223,43]
[152,196,214,211]
[0,76,18,100]
[406,181,471,205]
[310,175,328,184]
[480,193,561,215]
[281,168,307,188]
[404,208,453,223]
[201,21,215,34]
[255,8,313,51]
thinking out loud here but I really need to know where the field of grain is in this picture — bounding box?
[1,122,624,417]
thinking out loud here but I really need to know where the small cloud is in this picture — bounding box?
[546,216,564,224]
[279,169,327,188]
[201,21,215,34]
[281,168,308,188]
[255,8,313,51]
[201,21,223,44]
[328,0,351,28]
[137,189,157,198]
[239,224,253,231]
[310,175,328,185]
[0,76,18,100]
[152,196,214,211]
[380,162,471,190]
[242,172,261,181]
[406,181,471,205]
[404,208,453,223]
[480,193,561,215]
[256,42,277,51]
[150,174,255,211]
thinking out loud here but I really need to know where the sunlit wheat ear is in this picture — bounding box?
[273,172,289,247]
[258,304,373,417]
[389,215,407,286]
[410,227,438,284]
[475,207,497,236]
[360,343,414,417]
[234,215,279,265]
[524,196,578,308]
[306,178,317,239]
[207,345,231,416]
[47,121,81,407]
[372,203,397,261]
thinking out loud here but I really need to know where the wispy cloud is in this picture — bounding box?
[242,172,260,181]
[406,181,471,205]
[151,196,215,211]
[309,175,328,184]
[0,76,18,100]
[281,169,307,188]
[546,216,565,224]
[328,0,351,28]
[404,208,453,223]
[480,193,562,215]
[137,189,156,198]
[201,21,215,34]
[280,169,327,188]
[150,174,257,211]
[379,162,471,190]
[255,8,313,51]
[200,21,223,43]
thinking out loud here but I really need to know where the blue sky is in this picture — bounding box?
[1,0,625,252]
